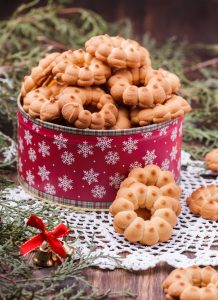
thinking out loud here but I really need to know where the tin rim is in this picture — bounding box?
[18,174,181,211]
[18,96,181,136]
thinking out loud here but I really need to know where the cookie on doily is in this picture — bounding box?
[163,265,218,300]
[109,164,182,246]
[205,148,218,172]
[186,185,218,220]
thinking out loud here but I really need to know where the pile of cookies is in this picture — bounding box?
[21,34,191,130]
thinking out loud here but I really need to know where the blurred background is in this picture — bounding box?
[0,0,218,169]
[1,0,218,44]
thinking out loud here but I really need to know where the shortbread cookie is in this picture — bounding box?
[59,86,118,129]
[52,49,111,86]
[109,165,182,245]
[205,148,218,172]
[85,34,151,69]
[21,52,60,96]
[112,107,131,130]
[130,95,191,126]
[108,67,180,108]
[163,265,218,300]
[186,185,218,220]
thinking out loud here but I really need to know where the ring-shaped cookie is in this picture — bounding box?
[130,95,191,126]
[85,34,151,69]
[52,49,111,86]
[109,165,182,245]
[163,266,218,300]
[107,67,181,108]
[59,87,119,129]
[186,185,218,220]
[22,82,64,121]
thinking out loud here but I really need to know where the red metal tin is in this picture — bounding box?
[17,99,183,210]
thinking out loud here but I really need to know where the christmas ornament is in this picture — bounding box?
[20,214,70,259]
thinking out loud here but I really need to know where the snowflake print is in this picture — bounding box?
[171,128,177,142]
[179,123,183,136]
[32,123,41,132]
[177,157,181,171]
[141,132,152,138]
[159,127,168,136]
[105,151,120,165]
[96,137,113,151]
[22,116,28,123]
[109,172,125,189]
[38,141,50,157]
[26,170,35,185]
[161,159,170,171]
[91,185,106,199]
[77,141,94,158]
[142,150,157,164]
[28,148,37,162]
[122,137,138,154]
[129,161,143,170]
[83,168,99,185]
[58,175,73,192]
[24,130,32,145]
[170,145,178,161]
[53,133,68,150]
[61,151,75,165]
[18,158,23,172]
[19,138,24,153]
[38,165,50,181]
[44,183,56,195]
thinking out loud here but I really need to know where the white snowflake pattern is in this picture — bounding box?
[61,151,75,165]
[179,123,183,136]
[159,127,168,136]
[77,141,94,158]
[109,172,125,189]
[44,183,56,195]
[170,145,178,161]
[26,170,35,185]
[105,151,120,165]
[22,116,28,123]
[53,133,68,150]
[91,185,106,199]
[122,138,138,154]
[141,132,152,138]
[177,157,181,171]
[171,128,178,142]
[161,159,170,171]
[38,141,50,157]
[142,149,157,164]
[129,161,143,170]
[19,138,24,152]
[28,148,37,162]
[32,123,41,132]
[24,130,32,145]
[82,168,99,185]
[38,165,50,181]
[18,158,23,172]
[58,175,73,192]
[96,137,113,151]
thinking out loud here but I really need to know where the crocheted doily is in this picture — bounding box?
[3,151,218,271]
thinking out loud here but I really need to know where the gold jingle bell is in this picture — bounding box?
[32,241,55,267]
[62,241,74,257]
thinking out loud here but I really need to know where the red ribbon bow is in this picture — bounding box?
[20,214,70,258]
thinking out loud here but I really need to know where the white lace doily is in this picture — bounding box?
[3,151,218,271]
